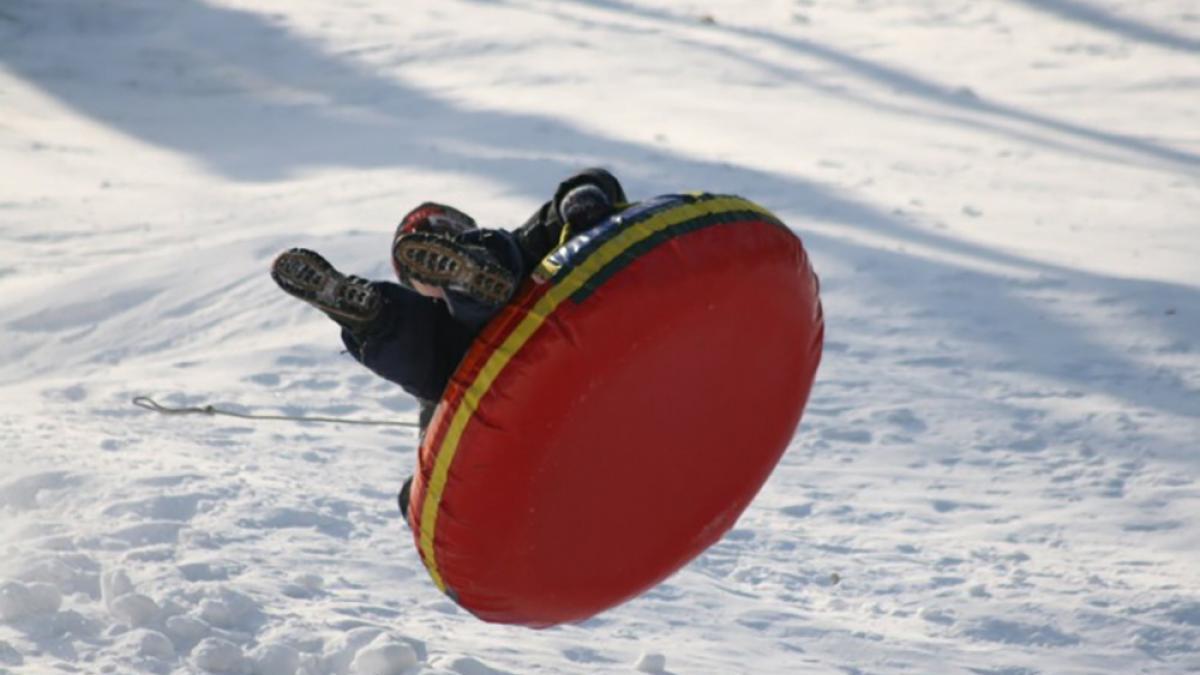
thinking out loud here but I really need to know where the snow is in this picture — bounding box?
[1,0,1198,673]
[0,581,60,622]
[634,652,667,673]
[192,637,250,674]
[350,638,420,675]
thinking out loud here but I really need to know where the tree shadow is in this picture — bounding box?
[2,0,1196,422]
[806,229,1200,424]
[553,0,1200,172]
[1008,0,1200,54]
[0,0,587,187]
[523,1,1147,170]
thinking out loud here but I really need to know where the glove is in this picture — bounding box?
[557,184,614,234]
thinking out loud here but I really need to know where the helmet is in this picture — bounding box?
[396,202,477,239]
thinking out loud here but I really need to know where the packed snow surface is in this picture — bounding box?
[2,1,1198,673]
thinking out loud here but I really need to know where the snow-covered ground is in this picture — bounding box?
[2,1,1198,672]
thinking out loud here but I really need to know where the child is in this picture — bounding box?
[270,169,627,514]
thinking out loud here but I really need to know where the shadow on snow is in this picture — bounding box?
[1,0,1196,423]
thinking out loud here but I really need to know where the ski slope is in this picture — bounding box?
[2,1,1198,673]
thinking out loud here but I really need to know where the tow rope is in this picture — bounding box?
[131,396,420,428]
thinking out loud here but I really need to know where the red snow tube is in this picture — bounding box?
[406,193,823,627]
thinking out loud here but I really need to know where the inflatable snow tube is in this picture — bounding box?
[407,193,823,627]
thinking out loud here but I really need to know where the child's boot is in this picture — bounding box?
[271,248,382,332]
[392,232,517,307]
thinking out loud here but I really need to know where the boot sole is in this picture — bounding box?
[393,234,515,306]
[271,249,380,323]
